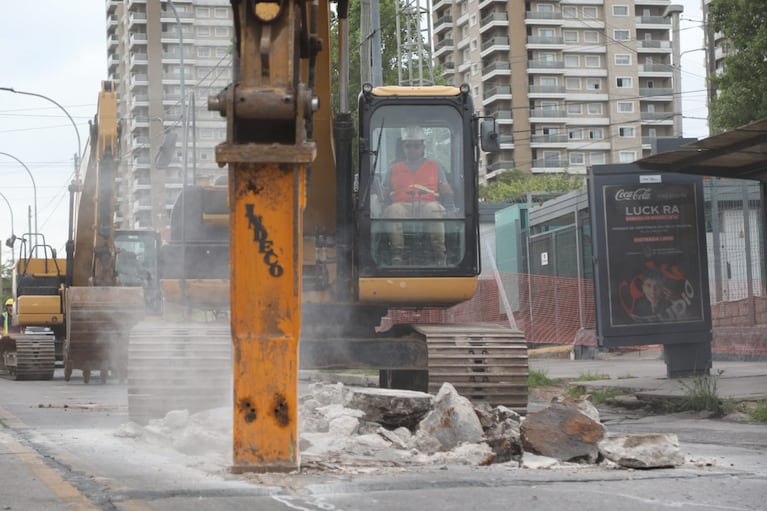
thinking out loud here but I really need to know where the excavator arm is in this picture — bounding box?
[210,0,323,473]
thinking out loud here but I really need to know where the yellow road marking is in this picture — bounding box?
[0,405,156,511]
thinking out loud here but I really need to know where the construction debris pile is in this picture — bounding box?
[116,381,686,471]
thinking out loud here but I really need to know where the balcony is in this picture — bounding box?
[529,108,567,119]
[531,133,568,144]
[434,15,453,35]
[129,32,148,48]
[636,16,670,26]
[527,36,564,45]
[434,38,455,58]
[637,39,671,50]
[640,111,674,122]
[528,59,565,71]
[482,85,512,105]
[529,85,566,95]
[487,159,516,172]
[639,87,673,98]
[128,11,147,29]
[639,63,672,73]
[479,12,508,34]
[498,135,514,148]
[432,0,450,10]
[525,11,564,23]
[480,36,510,57]
[479,0,507,9]
[482,60,511,78]
[129,52,148,69]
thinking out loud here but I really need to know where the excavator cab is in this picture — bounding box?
[357,84,492,306]
[114,230,161,314]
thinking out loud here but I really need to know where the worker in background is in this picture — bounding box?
[382,125,454,265]
[2,298,19,336]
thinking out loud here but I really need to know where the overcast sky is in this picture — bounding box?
[0,0,709,264]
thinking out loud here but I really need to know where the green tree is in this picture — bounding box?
[331,1,443,116]
[479,169,585,203]
[708,0,767,132]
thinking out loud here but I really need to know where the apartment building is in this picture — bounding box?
[106,0,231,236]
[432,0,682,180]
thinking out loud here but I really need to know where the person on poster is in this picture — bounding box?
[632,268,674,321]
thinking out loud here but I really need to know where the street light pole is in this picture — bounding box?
[0,152,37,237]
[0,87,82,171]
[0,86,84,284]
[0,191,15,265]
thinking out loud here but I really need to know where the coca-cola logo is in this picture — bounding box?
[615,188,652,201]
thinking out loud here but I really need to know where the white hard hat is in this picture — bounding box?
[401,126,425,141]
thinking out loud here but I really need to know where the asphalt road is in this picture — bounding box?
[0,365,765,511]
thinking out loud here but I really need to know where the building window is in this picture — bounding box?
[619,126,636,137]
[569,152,585,165]
[471,63,479,75]
[583,7,598,19]
[567,103,582,114]
[563,30,578,43]
[196,7,210,17]
[563,6,577,18]
[470,14,477,26]
[569,128,583,140]
[538,28,556,39]
[589,128,604,140]
[617,101,634,113]
[590,152,605,165]
[543,151,561,164]
[615,54,632,65]
[471,39,478,50]
[585,55,600,67]
[197,26,211,37]
[565,77,581,90]
[197,47,211,57]
[587,103,603,115]
[619,151,637,163]
[214,7,229,18]
[215,26,229,37]
[586,78,601,90]
[583,31,599,43]
[614,30,631,41]
[215,46,229,57]
[540,77,557,87]
[616,77,633,88]
[612,5,629,16]
[564,55,580,67]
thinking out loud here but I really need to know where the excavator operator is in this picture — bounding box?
[382,126,455,265]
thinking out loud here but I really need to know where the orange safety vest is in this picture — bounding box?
[389,160,440,203]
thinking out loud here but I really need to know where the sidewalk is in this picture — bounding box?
[530,350,767,402]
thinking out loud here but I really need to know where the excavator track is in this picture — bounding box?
[65,287,145,384]
[128,321,232,424]
[0,334,55,380]
[415,324,529,414]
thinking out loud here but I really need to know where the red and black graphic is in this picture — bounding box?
[618,260,698,323]
[603,182,705,327]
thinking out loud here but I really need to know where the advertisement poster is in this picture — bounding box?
[603,181,705,327]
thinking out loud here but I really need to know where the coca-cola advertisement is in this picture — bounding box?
[602,181,705,327]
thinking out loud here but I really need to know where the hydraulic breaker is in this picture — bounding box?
[212,0,318,472]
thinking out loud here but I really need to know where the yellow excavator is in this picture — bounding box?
[0,235,61,380]
[0,82,150,382]
[208,1,528,472]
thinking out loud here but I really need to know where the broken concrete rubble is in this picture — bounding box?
[343,386,433,429]
[520,402,606,463]
[115,380,688,472]
[414,383,485,453]
[598,433,685,469]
